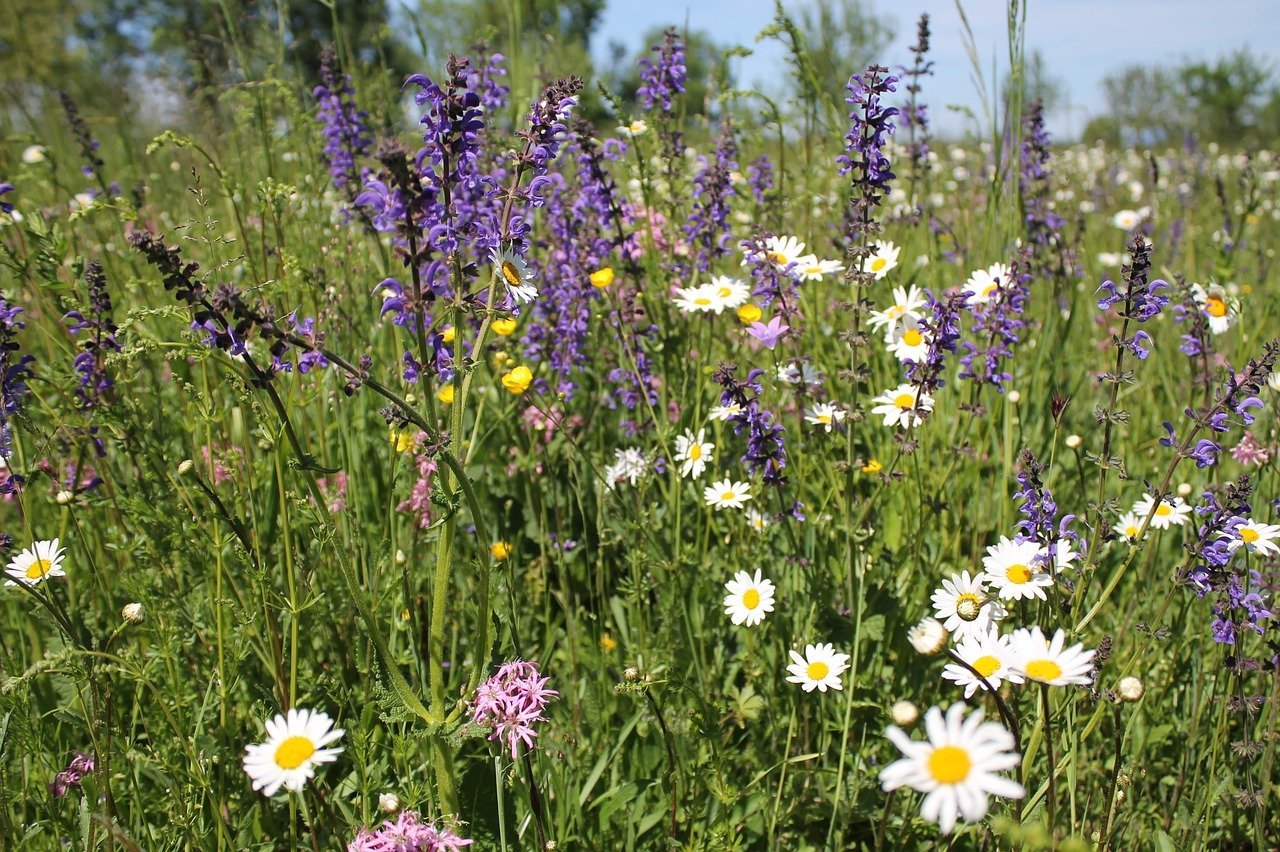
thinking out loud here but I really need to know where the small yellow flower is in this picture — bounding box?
[1242,284,1254,295]
[599,633,618,652]
[861,458,883,474]
[501,365,533,394]
[737,304,763,324]
[441,325,456,344]
[590,267,615,289]
[390,429,418,454]
[436,383,455,404]
[492,350,510,369]
[492,317,518,336]
[490,541,512,560]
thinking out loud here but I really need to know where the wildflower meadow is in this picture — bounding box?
[2,1,1280,848]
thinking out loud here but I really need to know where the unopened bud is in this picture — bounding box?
[908,617,949,656]
[890,700,919,726]
[378,792,400,813]
[1116,676,1144,702]
[395,549,407,565]
[1006,390,1021,404]
[1177,482,1192,497]
[55,490,73,505]
[1065,434,1082,449]
[177,459,194,476]
[122,603,145,624]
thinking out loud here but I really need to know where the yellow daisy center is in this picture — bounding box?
[817,414,832,425]
[1155,504,1172,517]
[870,257,887,271]
[500,261,522,286]
[694,297,712,306]
[902,329,923,346]
[274,736,316,770]
[1204,296,1227,318]
[766,252,787,265]
[717,286,733,298]
[742,588,761,610]
[721,491,736,502]
[1025,659,1062,682]
[806,661,830,681]
[806,265,822,275]
[689,444,702,461]
[981,282,999,297]
[893,393,915,409]
[26,558,53,580]
[973,655,1001,678]
[1005,564,1032,584]
[1124,525,1139,537]
[927,745,972,784]
[955,593,982,621]
[1241,527,1259,543]
[887,306,905,318]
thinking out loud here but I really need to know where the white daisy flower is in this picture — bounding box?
[942,631,1025,698]
[1189,282,1238,335]
[603,447,649,490]
[963,262,1011,306]
[1114,511,1146,541]
[869,285,928,335]
[871,383,934,429]
[795,255,844,282]
[760,235,807,268]
[880,702,1024,834]
[1111,208,1143,230]
[930,571,1007,641]
[22,145,46,165]
[861,240,901,280]
[1008,626,1094,687]
[4,538,67,587]
[745,508,770,533]
[804,402,846,433]
[979,536,1054,602]
[785,643,850,692]
[908,617,949,656]
[242,707,344,796]
[1132,492,1192,529]
[776,363,824,386]
[617,119,648,138]
[671,283,720,314]
[706,275,751,310]
[1268,371,1280,392]
[885,316,931,363]
[707,403,742,422]
[1228,519,1280,556]
[491,247,538,303]
[704,478,752,510]
[674,429,714,479]
[723,569,775,626]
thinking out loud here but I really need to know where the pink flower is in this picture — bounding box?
[745,316,790,350]
[471,660,557,759]
[347,811,473,851]
[1230,432,1270,466]
[397,454,438,529]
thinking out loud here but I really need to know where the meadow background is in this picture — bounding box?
[2,0,1280,848]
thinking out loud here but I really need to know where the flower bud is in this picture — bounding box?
[908,617,948,656]
[1116,676,1144,702]
[122,603,145,624]
[378,793,400,813]
[177,459,194,476]
[394,549,407,566]
[1177,482,1192,497]
[890,700,919,726]
[1064,434,1082,449]
[55,490,73,505]
[1006,390,1021,404]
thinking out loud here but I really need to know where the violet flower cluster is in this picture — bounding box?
[712,363,788,487]
[903,290,964,396]
[636,27,687,113]
[0,296,35,474]
[1164,343,1276,471]
[1019,99,1070,280]
[49,751,94,798]
[683,121,738,271]
[746,154,773,208]
[59,92,104,181]
[960,250,1030,391]
[64,261,120,411]
[471,660,558,759]
[348,811,473,852]
[1013,449,1077,571]
[898,14,934,191]
[314,44,373,193]
[0,182,13,214]
[838,65,898,248]
[1095,235,1170,361]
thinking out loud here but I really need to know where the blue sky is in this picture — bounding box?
[593,0,1280,138]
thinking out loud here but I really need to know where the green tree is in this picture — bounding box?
[1180,49,1274,146]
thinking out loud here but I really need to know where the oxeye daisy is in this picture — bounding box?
[617,119,648,138]
[885,316,931,363]
[672,283,719,314]
[723,569,775,626]
[980,536,1054,602]
[861,240,900,280]
[706,275,750,310]
[880,702,1025,834]
[759,235,806,268]
[603,447,649,491]
[1189,282,1238,335]
[1111,208,1143,230]
[1228,519,1280,556]
[1115,510,1146,541]
[869,284,927,335]
[804,402,846,433]
[707,403,743,421]
[674,428,715,479]
[490,247,538,304]
[871,383,933,429]
[1133,492,1192,529]
[963,262,1011,306]
[942,631,1024,698]
[242,708,344,796]
[1008,626,1094,686]
[4,538,66,587]
[794,255,844,282]
[745,508,770,533]
[704,478,751,510]
[930,571,1007,641]
[785,643,850,692]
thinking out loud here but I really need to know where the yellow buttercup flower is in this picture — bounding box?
[737,304,762,324]
[492,317,518,336]
[490,541,513,560]
[436,383,455,404]
[590,267,615,289]
[599,633,618,652]
[501,365,533,394]
[390,429,418,454]
[441,325,456,344]
[861,458,883,474]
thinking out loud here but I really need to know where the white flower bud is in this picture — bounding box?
[1116,676,1144,702]
[1065,434,1082,449]
[395,549,407,566]
[378,792,400,813]
[908,617,949,656]
[890,700,919,726]
[1006,390,1021,404]
[177,459,194,476]
[122,603,145,624]
[623,666,640,682]
[1177,482,1192,497]
[55,490,73,505]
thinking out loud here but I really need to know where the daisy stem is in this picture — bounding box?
[1101,703,1126,850]
[1040,682,1058,840]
